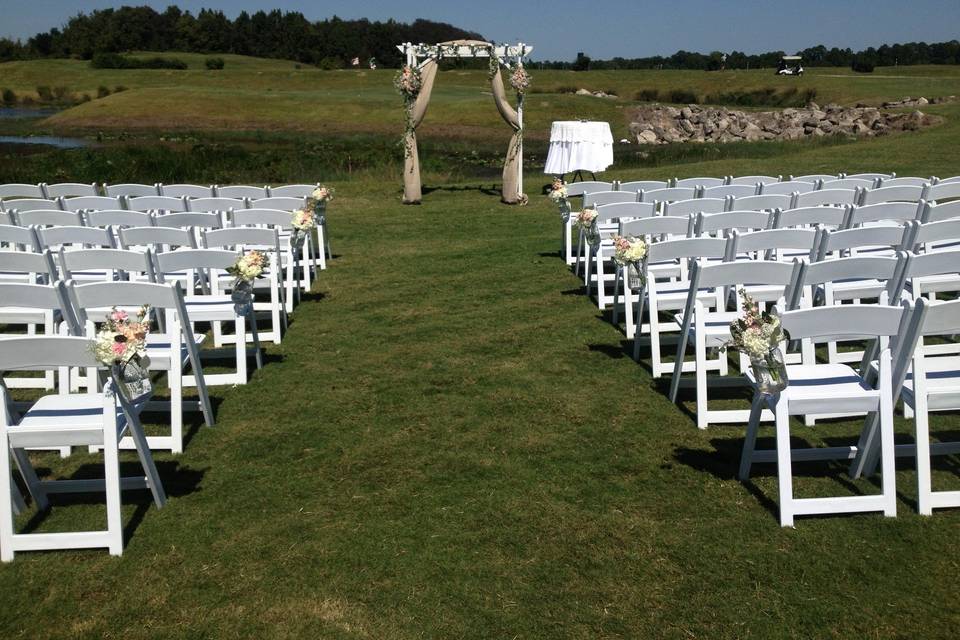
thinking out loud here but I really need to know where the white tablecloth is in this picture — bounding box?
[544,121,614,174]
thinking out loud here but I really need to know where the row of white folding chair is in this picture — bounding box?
[0,194,309,216]
[0,182,322,200]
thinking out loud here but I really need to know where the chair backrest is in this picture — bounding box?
[617,180,668,192]
[203,227,281,253]
[13,209,83,227]
[793,188,860,208]
[0,281,74,323]
[215,185,268,199]
[188,197,245,213]
[0,335,97,370]
[0,249,58,283]
[911,219,960,249]
[125,195,188,213]
[231,208,292,230]
[877,177,931,188]
[583,191,636,208]
[0,224,40,250]
[619,216,692,239]
[904,249,960,280]
[859,185,924,206]
[790,174,838,183]
[729,228,819,260]
[4,198,61,212]
[565,181,612,197]
[42,182,99,198]
[662,198,725,217]
[777,303,912,346]
[267,184,318,198]
[729,194,792,213]
[159,183,215,198]
[916,298,960,338]
[250,196,306,212]
[673,177,724,188]
[920,200,960,224]
[118,226,196,250]
[646,237,729,263]
[59,247,154,282]
[844,172,893,181]
[60,196,122,212]
[84,209,154,228]
[846,202,922,227]
[153,248,238,277]
[695,210,772,236]
[816,225,912,260]
[692,259,799,292]
[728,175,780,186]
[153,212,223,229]
[639,187,697,204]
[37,225,115,250]
[924,181,960,202]
[103,183,159,197]
[594,202,656,223]
[0,184,45,199]
[821,178,875,191]
[701,184,758,199]
[935,176,960,184]
[760,181,814,196]
[774,205,848,229]
[789,254,904,309]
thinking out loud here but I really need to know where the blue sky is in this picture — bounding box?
[2,0,958,61]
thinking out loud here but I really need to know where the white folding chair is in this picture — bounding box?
[0,224,40,253]
[792,188,860,209]
[0,254,61,393]
[661,198,725,217]
[737,301,923,526]
[103,183,159,198]
[773,205,848,230]
[60,196,122,212]
[668,259,800,428]
[0,335,167,560]
[68,280,215,454]
[694,210,773,237]
[877,177,931,188]
[0,184,45,200]
[12,209,83,228]
[216,185,268,199]
[673,177,724,188]
[728,175,780,186]
[859,185,925,206]
[760,181,814,196]
[617,180,668,192]
[125,195,188,213]
[2,198,61,213]
[188,197,246,214]
[585,202,657,309]
[41,183,99,199]
[790,174,838,184]
[727,228,819,264]
[702,184,758,199]
[158,184,214,199]
[815,224,914,261]
[84,209,154,229]
[919,200,960,224]
[844,202,923,229]
[232,208,312,304]
[923,181,960,203]
[730,194,793,213]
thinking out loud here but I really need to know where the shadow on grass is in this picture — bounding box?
[19,460,207,543]
[422,184,503,198]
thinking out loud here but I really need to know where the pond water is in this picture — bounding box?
[0,107,60,119]
[0,135,89,149]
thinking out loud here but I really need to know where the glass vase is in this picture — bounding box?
[584,220,601,248]
[313,200,327,226]
[750,347,789,395]
[558,198,571,222]
[231,279,254,316]
[626,261,645,290]
[116,356,152,399]
[290,229,307,250]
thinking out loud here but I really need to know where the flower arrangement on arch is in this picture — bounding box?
[510,63,531,96]
[92,306,152,395]
[724,289,790,393]
[393,65,422,99]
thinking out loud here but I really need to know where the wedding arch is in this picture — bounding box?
[395,40,533,205]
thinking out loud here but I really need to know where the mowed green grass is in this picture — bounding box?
[0,61,960,638]
[3,54,960,141]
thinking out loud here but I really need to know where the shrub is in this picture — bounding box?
[90,52,128,69]
[317,57,343,70]
[636,88,660,101]
[851,59,875,73]
[205,57,225,70]
[668,89,699,104]
[701,87,819,108]
[1,88,15,105]
[97,85,111,98]
[36,85,53,101]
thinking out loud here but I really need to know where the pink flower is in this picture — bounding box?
[110,309,128,323]
[111,341,127,356]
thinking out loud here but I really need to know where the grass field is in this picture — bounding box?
[1,57,960,638]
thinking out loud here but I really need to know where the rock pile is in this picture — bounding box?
[627,102,939,145]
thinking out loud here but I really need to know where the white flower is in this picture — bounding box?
[291,208,317,231]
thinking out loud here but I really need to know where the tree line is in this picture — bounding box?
[544,41,960,71]
[0,5,483,68]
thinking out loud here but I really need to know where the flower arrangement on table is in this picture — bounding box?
[289,208,317,250]
[548,177,571,220]
[226,250,267,315]
[723,289,790,394]
[92,306,152,397]
[574,207,601,247]
[611,235,648,290]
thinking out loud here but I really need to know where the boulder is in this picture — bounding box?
[635,130,658,144]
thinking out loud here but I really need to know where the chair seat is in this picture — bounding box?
[653,284,716,308]
[9,394,125,448]
[897,357,960,410]
[819,279,886,300]
[749,362,879,414]
[184,296,239,321]
[144,333,204,369]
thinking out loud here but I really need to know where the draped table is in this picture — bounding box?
[544,120,614,176]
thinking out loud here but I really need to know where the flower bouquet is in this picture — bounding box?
[289,208,317,250]
[723,289,790,394]
[611,235,648,290]
[305,185,334,225]
[92,306,152,397]
[548,177,571,221]
[393,65,422,99]
[226,250,266,315]
[510,64,531,96]
[574,207,601,247]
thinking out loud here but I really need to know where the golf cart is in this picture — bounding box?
[776,55,804,76]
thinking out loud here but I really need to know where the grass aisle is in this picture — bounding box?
[2,119,960,637]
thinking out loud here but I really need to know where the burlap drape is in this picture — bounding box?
[401,40,526,205]
[402,58,438,204]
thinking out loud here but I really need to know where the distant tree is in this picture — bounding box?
[572,52,591,71]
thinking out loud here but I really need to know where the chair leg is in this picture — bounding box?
[102,428,124,556]
[774,399,795,527]
[249,312,264,370]
[11,447,48,511]
[124,415,167,508]
[878,354,897,518]
[694,330,709,429]
[235,316,248,384]
[0,430,15,562]
[849,413,880,480]
[668,324,689,404]
[612,267,621,325]
[649,314,663,377]
[739,393,765,480]
[914,398,933,516]
[170,368,183,455]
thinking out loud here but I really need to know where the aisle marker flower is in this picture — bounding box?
[723,289,790,393]
[611,234,648,290]
[92,305,152,396]
[226,250,266,315]
[574,207,601,246]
